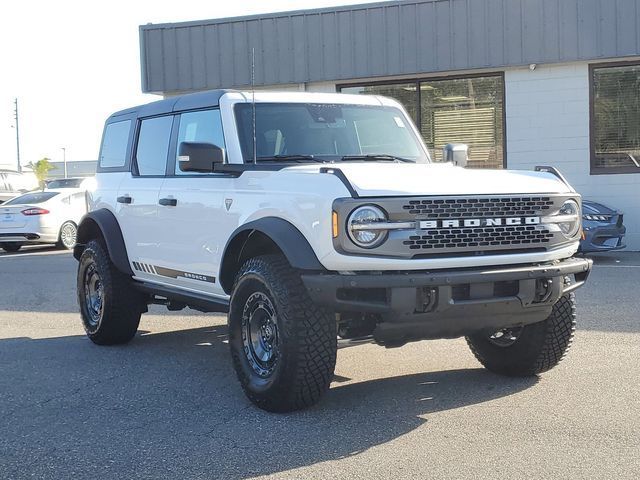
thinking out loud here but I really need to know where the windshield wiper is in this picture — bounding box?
[256,155,324,163]
[340,154,414,163]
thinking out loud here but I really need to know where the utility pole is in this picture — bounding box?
[61,147,67,178]
[14,98,22,173]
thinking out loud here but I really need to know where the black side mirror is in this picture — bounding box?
[442,143,468,167]
[178,142,225,172]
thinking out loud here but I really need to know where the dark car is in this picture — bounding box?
[580,200,626,253]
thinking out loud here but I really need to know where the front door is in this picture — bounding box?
[155,109,234,297]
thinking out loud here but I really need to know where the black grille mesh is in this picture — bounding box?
[402,225,553,250]
[402,197,554,218]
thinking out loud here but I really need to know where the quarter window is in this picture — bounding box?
[175,109,225,175]
[99,120,131,168]
[591,63,640,174]
[135,116,174,176]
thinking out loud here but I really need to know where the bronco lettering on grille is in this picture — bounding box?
[418,217,541,229]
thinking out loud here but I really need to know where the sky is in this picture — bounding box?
[0,0,375,170]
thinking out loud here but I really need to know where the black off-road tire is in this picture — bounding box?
[466,293,577,376]
[1,242,22,253]
[77,239,146,345]
[229,254,337,412]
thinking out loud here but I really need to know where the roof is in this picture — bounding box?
[109,89,234,119]
[140,0,640,94]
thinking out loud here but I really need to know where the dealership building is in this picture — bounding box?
[139,0,640,249]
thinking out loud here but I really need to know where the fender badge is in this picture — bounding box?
[225,198,233,211]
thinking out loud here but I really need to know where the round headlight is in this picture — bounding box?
[558,199,580,238]
[347,205,388,248]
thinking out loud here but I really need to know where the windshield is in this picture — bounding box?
[4,192,59,205]
[235,103,429,163]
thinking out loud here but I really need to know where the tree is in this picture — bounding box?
[27,158,55,190]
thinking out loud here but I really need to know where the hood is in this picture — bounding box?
[287,163,572,197]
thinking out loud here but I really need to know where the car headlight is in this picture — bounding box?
[347,205,388,248]
[557,199,581,238]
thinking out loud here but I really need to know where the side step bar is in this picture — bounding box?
[134,281,230,314]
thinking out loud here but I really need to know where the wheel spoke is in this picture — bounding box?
[241,292,279,377]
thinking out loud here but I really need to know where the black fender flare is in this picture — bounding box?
[219,217,325,293]
[73,209,133,276]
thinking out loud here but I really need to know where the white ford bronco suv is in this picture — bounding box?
[75,90,592,412]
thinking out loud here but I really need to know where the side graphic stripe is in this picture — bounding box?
[132,261,215,284]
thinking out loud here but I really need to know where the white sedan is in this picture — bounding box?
[0,189,87,253]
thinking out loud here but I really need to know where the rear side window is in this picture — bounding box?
[135,116,173,176]
[4,192,59,205]
[99,120,131,168]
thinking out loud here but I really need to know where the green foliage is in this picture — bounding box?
[27,158,55,190]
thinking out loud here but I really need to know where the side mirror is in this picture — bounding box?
[442,143,468,167]
[178,142,225,172]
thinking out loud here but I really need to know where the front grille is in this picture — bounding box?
[403,197,554,218]
[403,225,553,251]
[333,194,574,259]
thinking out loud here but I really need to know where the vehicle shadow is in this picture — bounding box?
[0,326,538,479]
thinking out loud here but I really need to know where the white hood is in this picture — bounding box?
[288,163,572,197]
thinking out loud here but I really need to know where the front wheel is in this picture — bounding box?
[77,239,146,345]
[466,293,577,376]
[228,255,337,412]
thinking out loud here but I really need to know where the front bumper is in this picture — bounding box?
[302,256,592,346]
[580,225,626,253]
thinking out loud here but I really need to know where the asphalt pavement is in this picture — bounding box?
[0,247,638,479]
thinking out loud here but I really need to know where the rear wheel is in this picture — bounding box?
[77,239,146,345]
[466,293,577,376]
[1,242,22,253]
[229,254,337,412]
[57,221,78,249]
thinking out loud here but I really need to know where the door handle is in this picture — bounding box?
[117,195,132,204]
[159,198,177,207]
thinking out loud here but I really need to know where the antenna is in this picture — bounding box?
[251,47,257,165]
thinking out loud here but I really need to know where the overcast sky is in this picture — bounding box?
[0,0,374,170]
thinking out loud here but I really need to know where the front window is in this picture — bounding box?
[234,103,428,164]
[591,63,640,174]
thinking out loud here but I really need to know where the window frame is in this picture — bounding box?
[131,114,176,178]
[337,72,507,168]
[167,107,230,177]
[589,60,640,175]
[96,117,135,173]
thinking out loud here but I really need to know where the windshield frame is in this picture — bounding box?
[233,102,431,164]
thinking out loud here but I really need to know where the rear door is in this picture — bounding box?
[116,115,174,282]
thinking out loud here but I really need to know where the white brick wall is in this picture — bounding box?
[505,63,640,250]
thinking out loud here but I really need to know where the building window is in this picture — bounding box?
[339,74,505,169]
[591,63,640,174]
[340,83,419,126]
